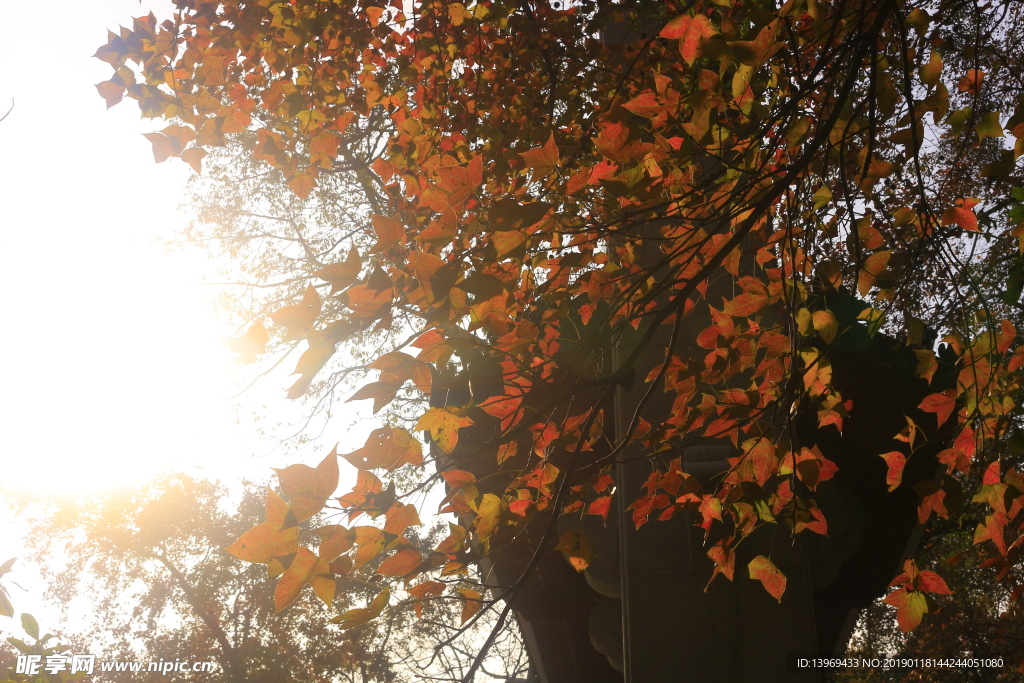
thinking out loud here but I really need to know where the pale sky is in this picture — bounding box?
[0,0,372,637]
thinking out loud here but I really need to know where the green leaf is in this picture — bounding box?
[7,637,32,653]
[21,613,39,641]
[0,589,12,618]
[976,111,1004,141]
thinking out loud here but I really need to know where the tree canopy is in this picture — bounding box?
[97,0,1024,671]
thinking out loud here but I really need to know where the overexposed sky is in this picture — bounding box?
[0,0,371,635]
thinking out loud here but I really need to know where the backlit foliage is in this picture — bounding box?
[98,0,1024,667]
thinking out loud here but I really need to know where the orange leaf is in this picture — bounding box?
[518,132,560,174]
[884,587,929,632]
[941,198,980,232]
[957,69,985,95]
[983,459,1002,485]
[311,524,355,561]
[274,447,340,521]
[383,503,421,535]
[341,426,423,471]
[370,214,404,253]
[748,555,786,603]
[225,488,299,563]
[916,570,952,595]
[142,132,178,163]
[286,171,317,200]
[181,147,207,173]
[224,321,269,362]
[330,587,390,629]
[353,526,386,568]
[660,14,717,65]
[587,495,612,522]
[555,530,592,572]
[274,546,334,611]
[879,451,907,491]
[377,548,422,577]
[270,284,321,333]
[313,247,361,293]
[622,92,664,118]
[347,381,401,414]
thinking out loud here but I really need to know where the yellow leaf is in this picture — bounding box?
[472,493,502,545]
[353,526,386,568]
[920,50,943,86]
[274,547,333,611]
[458,588,483,625]
[811,310,838,344]
[748,555,786,603]
[225,489,299,563]
[415,407,474,453]
[330,587,390,629]
[449,2,471,26]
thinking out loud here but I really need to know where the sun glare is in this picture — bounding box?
[0,0,263,496]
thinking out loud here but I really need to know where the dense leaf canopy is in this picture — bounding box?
[97,0,1024,669]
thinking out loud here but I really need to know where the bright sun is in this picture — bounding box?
[0,0,263,496]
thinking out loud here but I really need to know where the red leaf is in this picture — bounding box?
[918,389,956,428]
[587,495,612,522]
[879,451,907,492]
[916,570,952,595]
[660,14,717,65]
[984,460,1002,485]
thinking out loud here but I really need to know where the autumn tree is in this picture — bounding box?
[9,476,533,683]
[96,0,1024,675]
[10,477,401,682]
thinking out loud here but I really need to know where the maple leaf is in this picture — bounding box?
[518,132,559,175]
[555,530,592,572]
[275,546,334,612]
[885,586,929,632]
[458,588,483,625]
[352,526,386,569]
[811,310,839,344]
[748,555,786,603]
[587,495,612,522]
[330,587,390,629]
[879,451,907,491]
[311,524,355,561]
[660,14,717,65]
[383,503,421,535]
[415,407,474,453]
[270,285,321,335]
[224,321,269,363]
[274,447,340,521]
[942,198,981,232]
[347,381,401,414]
[226,488,299,563]
[313,247,361,293]
[919,389,956,428]
[406,581,445,619]
[370,215,404,253]
[377,548,422,577]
